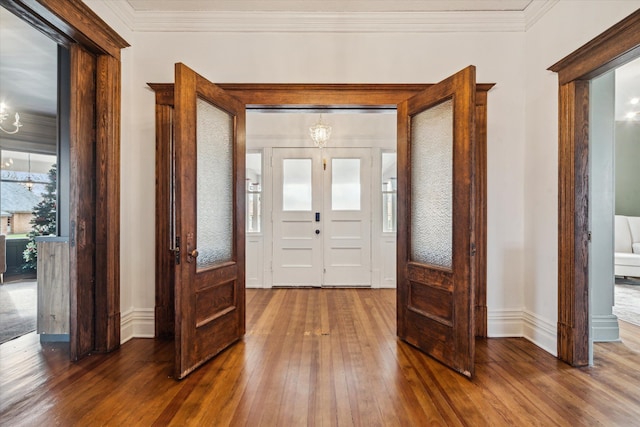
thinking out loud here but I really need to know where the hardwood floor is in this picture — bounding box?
[1,288,639,426]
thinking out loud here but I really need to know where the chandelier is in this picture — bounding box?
[309,114,331,148]
[25,153,33,191]
[0,102,22,134]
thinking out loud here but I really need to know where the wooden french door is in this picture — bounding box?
[173,63,246,379]
[397,66,477,377]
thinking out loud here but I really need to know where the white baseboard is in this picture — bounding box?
[591,314,620,342]
[488,308,557,356]
[120,308,154,344]
[522,309,557,356]
[488,309,523,337]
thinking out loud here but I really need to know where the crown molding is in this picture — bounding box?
[523,0,559,31]
[101,1,559,33]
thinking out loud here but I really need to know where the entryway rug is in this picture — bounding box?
[0,280,37,344]
[614,281,640,327]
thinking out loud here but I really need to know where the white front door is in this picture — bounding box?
[322,148,371,286]
[272,148,323,286]
[272,147,372,287]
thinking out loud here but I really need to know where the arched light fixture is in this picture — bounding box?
[309,114,331,148]
[0,102,22,135]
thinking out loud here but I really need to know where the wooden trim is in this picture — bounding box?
[475,90,488,338]
[220,83,494,106]
[148,83,495,108]
[154,103,175,338]
[556,81,590,366]
[551,9,640,367]
[1,0,129,59]
[548,10,640,85]
[150,82,491,341]
[94,55,122,352]
[69,44,97,360]
[4,0,127,359]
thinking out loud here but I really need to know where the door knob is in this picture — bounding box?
[187,248,199,263]
[315,229,320,235]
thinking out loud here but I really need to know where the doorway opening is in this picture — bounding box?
[588,56,640,364]
[0,0,128,360]
[152,76,490,378]
[0,6,70,345]
[550,8,640,366]
[245,110,397,289]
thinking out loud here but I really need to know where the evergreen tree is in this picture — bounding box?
[23,164,57,271]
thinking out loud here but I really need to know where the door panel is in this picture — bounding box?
[173,63,245,379]
[323,148,372,287]
[272,148,323,287]
[397,66,476,377]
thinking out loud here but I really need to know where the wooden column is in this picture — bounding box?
[69,44,97,361]
[474,90,488,338]
[556,80,590,366]
[94,54,122,352]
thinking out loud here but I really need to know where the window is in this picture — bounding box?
[381,152,397,232]
[282,158,312,211]
[246,151,262,232]
[332,158,361,211]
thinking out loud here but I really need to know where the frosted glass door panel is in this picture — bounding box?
[283,159,312,211]
[332,158,361,211]
[196,97,233,270]
[410,99,453,269]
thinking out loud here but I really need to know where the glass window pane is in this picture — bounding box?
[196,98,233,270]
[381,152,397,233]
[283,158,312,211]
[246,152,262,233]
[410,99,453,269]
[332,158,360,211]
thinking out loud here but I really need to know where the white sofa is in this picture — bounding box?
[614,215,640,278]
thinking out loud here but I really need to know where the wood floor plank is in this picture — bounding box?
[1,288,639,426]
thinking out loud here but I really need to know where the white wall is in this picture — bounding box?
[85,2,527,344]
[86,0,640,352]
[523,1,640,354]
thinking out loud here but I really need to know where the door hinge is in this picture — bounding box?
[174,236,181,265]
[470,243,477,257]
[588,231,592,242]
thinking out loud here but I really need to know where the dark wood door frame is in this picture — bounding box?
[1,0,128,359]
[549,10,640,366]
[151,82,492,340]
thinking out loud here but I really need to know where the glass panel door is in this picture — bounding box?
[410,99,453,269]
[196,98,233,270]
